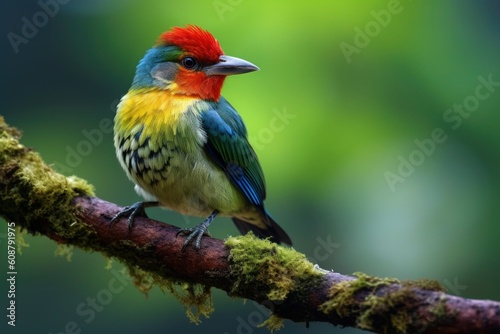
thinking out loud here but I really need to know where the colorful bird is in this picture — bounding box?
[111,25,291,248]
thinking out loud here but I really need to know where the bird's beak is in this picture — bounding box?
[204,55,259,76]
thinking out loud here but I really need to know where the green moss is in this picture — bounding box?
[0,117,23,165]
[54,244,75,262]
[319,273,448,333]
[126,264,213,324]
[357,285,416,333]
[359,279,444,332]
[226,232,323,301]
[429,293,447,318]
[170,283,213,324]
[0,117,95,242]
[401,278,446,292]
[258,314,284,332]
[15,226,29,255]
[104,258,114,270]
[319,272,399,317]
[226,233,324,331]
[319,279,355,317]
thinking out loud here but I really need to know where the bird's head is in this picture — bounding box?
[131,25,259,101]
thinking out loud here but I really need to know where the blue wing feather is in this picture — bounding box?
[200,97,292,245]
[201,97,266,207]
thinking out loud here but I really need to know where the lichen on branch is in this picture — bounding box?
[0,116,94,235]
[226,234,324,301]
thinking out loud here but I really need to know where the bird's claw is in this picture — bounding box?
[176,226,211,250]
[109,202,149,230]
[176,210,218,250]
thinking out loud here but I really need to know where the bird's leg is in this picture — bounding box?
[109,201,160,230]
[176,210,219,250]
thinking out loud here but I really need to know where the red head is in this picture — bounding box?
[158,25,224,65]
[150,25,258,101]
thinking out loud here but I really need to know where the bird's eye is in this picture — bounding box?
[181,57,198,70]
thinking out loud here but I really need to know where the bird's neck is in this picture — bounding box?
[172,71,226,101]
[115,89,202,137]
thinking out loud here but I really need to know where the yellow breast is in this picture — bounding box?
[115,88,198,138]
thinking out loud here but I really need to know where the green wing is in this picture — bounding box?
[201,97,266,207]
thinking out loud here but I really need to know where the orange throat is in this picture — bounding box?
[173,70,225,101]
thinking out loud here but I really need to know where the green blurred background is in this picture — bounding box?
[2,0,500,333]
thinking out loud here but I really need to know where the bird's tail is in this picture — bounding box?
[232,211,292,245]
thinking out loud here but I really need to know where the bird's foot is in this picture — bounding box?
[109,201,159,230]
[176,210,218,250]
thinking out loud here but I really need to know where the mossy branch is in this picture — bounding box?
[1,116,500,334]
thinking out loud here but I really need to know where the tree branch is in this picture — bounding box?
[1,115,499,333]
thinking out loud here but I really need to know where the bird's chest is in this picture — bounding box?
[114,93,208,187]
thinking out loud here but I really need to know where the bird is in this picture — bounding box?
[111,25,291,249]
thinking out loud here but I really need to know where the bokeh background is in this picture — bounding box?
[2,1,500,333]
